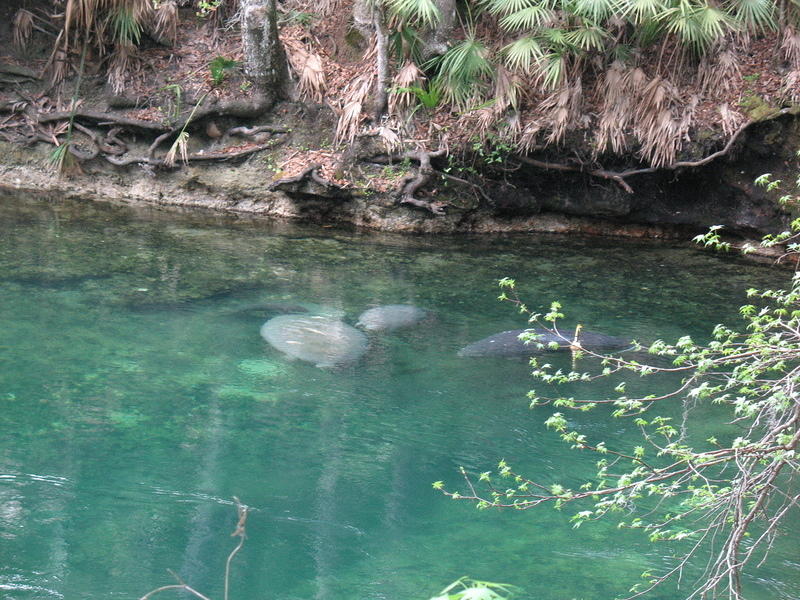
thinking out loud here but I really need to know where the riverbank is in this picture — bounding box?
[1,107,798,243]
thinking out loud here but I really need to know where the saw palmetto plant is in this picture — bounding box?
[380,0,789,165]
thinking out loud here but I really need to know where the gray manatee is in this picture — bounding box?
[260,314,368,368]
[458,328,630,357]
[356,304,430,332]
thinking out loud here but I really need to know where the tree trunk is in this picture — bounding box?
[423,0,456,59]
[241,0,287,102]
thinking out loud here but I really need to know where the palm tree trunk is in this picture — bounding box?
[241,0,287,102]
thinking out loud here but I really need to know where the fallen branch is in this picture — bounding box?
[138,498,248,600]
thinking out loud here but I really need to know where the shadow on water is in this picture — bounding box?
[0,192,797,600]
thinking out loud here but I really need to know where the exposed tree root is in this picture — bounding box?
[369,147,449,215]
[518,109,795,194]
[105,141,277,167]
[0,95,287,171]
[268,163,347,198]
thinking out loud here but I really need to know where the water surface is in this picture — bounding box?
[0,192,797,600]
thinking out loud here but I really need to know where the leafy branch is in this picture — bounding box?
[437,257,800,600]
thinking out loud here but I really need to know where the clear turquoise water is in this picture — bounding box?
[0,192,797,600]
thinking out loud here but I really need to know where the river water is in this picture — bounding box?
[0,191,797,600]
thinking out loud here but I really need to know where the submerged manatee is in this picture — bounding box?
[356,304,430,332]
[458,328,630,357]
[260,314,368,368]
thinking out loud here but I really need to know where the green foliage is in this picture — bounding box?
[386,0,442,27]
[209,56,238,86]
[111,7,142,45]
[386,0,781,128]
[439,191,800,598]
[397,80,443,110]
[196,0,221,18]
[429,577,521,600]
[428,37,493,110]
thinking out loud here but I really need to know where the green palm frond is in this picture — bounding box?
[564,24,609,51]
[660,0,730,53]
[386,0,441,27]
[429,37,494,109]
[483,0,553,17]
[569,0,619,23]
[618,0,666,24]
[728,0,776,32]
[502,36,545,72]
[499,5,557,31]
[540,27,573,48]
[111,7,142,45]
[539,50,567,89]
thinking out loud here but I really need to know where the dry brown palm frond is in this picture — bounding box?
[13,9,34,51]
[677,93,699,143]
[164,130,189,167]
[48,46,70,88]
[780,70,800,104]
[595,61,636,155]
[148,0,178,46]
[517,119,544,153]
[493,66,520,114]
[634,77,682,167]
[388,61,424,117]
[782,26,800,69]
[697,49,741,98]
[377,125,402,153]
[283,37,327,103]
[334,75,372,146]
[718,103,745,136]
[538,78,582,146]
[107,42,135,94]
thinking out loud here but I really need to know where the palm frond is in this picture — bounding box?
[483,0,553,17]
[780,70,800,104]
[538,50,567,90]
[493,65,520,112]
[502,36,544,73]
[718,102,744,136]
[12,9,34,51]
[537,77,583,145]
[564,24,609,51]
[570,0,618,23]
[165,130,189,167]
[111,6,143,46]
[781,25,800,68]
[499,6,557,32]
[285,38,327,103]
[728,0,776,32]
[595,61,635,154]
[660,1,731,53]
[334,75,372,145]
[618,0,666,25]
[697,48,740,96]
[149,0,178,46]
[429,37,494,110]
[389,61,425,115]
[386,0,441,28]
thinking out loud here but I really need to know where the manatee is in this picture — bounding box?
[260,314,368,368]
[457,328,630,357]
[356,304,430,332]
